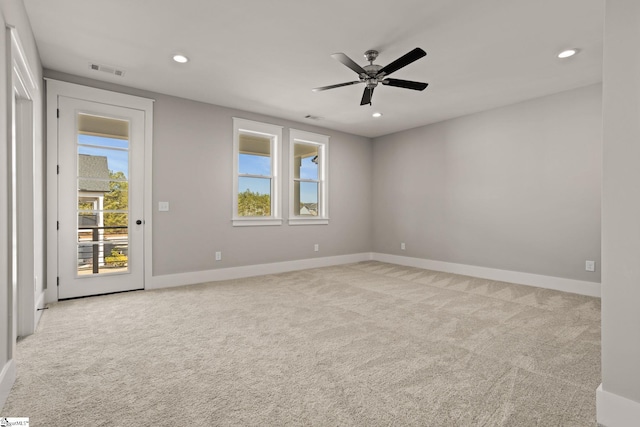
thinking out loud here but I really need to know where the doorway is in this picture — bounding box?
[47,80,153,300]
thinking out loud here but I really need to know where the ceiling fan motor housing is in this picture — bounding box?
[313,47,428,106]
[363,63,384,88]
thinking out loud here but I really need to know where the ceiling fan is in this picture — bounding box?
[313,47,429,106]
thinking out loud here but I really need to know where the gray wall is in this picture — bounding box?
[151,96,373,274]
[601,0,640,405]
[44,70,373,276]
[372,84,602,283]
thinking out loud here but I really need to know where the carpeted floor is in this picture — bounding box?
[1,261,600,426]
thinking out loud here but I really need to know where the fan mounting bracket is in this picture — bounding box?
[364,50,379,63]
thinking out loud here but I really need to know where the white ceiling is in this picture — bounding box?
[23,0,604,138]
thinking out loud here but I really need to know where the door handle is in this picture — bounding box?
[136,220,143,225]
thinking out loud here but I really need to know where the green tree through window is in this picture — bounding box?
[238,189,271,216]
[104,170,128,234]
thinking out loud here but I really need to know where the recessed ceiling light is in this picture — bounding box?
[172,54,189,63]
[557,49,578,59]
[372,112,383,118]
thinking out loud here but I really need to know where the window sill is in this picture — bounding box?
[288,217,329,226]
[233,218,283,227]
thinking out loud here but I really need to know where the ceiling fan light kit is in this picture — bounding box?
[313,47,429,106]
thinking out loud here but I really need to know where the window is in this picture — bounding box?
[289,129,329,225]
[233,118,283,226]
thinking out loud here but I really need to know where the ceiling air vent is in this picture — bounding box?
[88,62,125,77]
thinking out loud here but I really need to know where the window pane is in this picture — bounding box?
[78,200,96,211]
[295,181,318,216]
[238,177,271,216]
[239,134,271,175]
[78,133,129,149]
[77,114,129,148]
[78,180,129,211]
[103,180,129,212]
[103,212,129,233]
[77,241,129,275]
[294,143,318,180]
[239,153,271,176]
[78,145,129,179]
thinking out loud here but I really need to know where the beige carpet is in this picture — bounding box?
[1,261,600,426]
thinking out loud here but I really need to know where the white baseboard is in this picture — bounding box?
[371,253,601,297]
[0,359,16,410]
[148,252,601,297]
[148,253,373,290]
[597,384,640,427]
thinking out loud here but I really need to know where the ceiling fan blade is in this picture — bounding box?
[312,81,361,92]
[331,53,368,76]
[378,47,427,77]
[382,78,428,91]
[360,87,374,106]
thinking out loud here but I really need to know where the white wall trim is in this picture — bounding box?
[148,253,372,290]
[0,359,16,410]
[9,25,42,337]
[597,384,640,427]
[371,253,601,297]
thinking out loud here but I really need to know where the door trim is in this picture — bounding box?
[45,80,154,303]
[9,26,41,337]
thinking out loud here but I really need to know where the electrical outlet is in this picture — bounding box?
[314,244,319,252]
[401,242,406,251]
[215,251,222,261]
[585,260,595,272]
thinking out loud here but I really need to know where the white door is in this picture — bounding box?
[57,96,145,299]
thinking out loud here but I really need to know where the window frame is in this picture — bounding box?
[232,118,283,226]
[288,128,329,225]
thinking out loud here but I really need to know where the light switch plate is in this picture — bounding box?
[159,201,169,212]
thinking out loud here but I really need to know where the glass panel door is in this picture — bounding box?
[76,116,130,276]
[57,96,145,299]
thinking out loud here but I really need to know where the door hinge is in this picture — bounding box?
[57,165,60,175]
[57,221,59,230]
[57,108,59,118]
[57,277,59,287]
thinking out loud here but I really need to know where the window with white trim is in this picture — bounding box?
[232,118,283,226]
[289,129,329,225]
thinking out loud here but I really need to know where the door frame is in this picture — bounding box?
[9,26,41,336]
[45,79,154,303]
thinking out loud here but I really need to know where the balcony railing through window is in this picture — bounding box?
[77,225,129,275]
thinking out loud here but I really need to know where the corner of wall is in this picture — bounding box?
[597,384,640,427]
[371,253,601,297]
